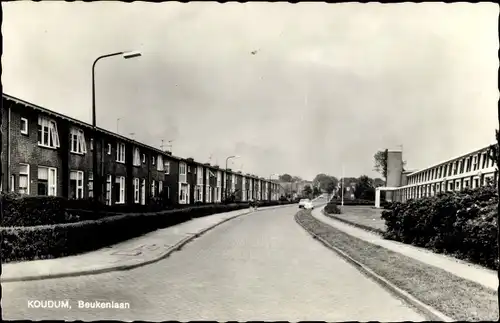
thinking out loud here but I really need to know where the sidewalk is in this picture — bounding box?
[2,204,289,283]
[312,207,497,291]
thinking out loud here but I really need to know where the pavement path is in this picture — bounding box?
[313,207,497,291]
[2,207,258,282]
[3,202,425,321]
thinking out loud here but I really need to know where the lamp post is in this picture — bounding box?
[497,100,500,313]
[92,50,141,205]
[341,165,345,210]
[224,155,240,200]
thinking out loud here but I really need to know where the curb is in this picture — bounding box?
[2,204,294,283]
[321,209,385,235]
[294,211,454,322]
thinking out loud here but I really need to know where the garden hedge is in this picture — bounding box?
[381,185,498,270]
[1,198,293,263]
[324,201,342,214]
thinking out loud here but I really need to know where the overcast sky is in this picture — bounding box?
[2,2,498,180]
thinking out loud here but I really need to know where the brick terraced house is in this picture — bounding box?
[1,94,281,205]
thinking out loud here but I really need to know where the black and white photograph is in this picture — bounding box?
[1,1,499,321]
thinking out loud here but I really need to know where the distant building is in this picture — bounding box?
[375,145,497,207]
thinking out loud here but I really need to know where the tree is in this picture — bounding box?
[354,175,375,200]
[374,149,389,182]
[313,186,321,197]
[302,185,313,197]
[313,174,338,194]
[373,178,385,187]
[326,181,337,194]
[279,174,293,182]
[374,149,408,183]
[291,176,302,182]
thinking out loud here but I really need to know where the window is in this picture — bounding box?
[197,167,203,185]
[106,175,112,205]
[19,163,30,194]
[195,185,203,202]
[152,157,156,166]
[70,170,84,199]
[70,128,87,154]
[90,139,94,151]
[10,175,15,192]
[115,176,125,204]
[88,172,93,198]
[458,160,464,174]
[473,155,478,170]
[179,163,187,183]
[179,163,187,175]
[38,166,57,196]
[482,153,488,169]
[180,185,187,203]
[140,179,146,205]
[157,155,164,171]
[21,117,28,135]
[474,178,479,188]
[217,171,222,187]
[159,181,163,194]
[107,144,112,155]
[38,116,60,148]
[167,186,170,199]
[151,180,156,197]
[164,161,170,175]
[134,178,140,203]
[116,143,126,163]
[188,166,191,173]
[133,148,141,166]
[142,154,146,163]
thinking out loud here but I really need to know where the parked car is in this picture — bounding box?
[298,198,314,209]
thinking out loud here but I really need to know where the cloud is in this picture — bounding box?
[2,2,498,180]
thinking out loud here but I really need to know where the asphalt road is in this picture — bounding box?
[2,200,425,321]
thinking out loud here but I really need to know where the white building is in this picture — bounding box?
[375,145,497,208]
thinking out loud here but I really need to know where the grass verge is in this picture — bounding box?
[322,210,385,235]
[296,211,498,321]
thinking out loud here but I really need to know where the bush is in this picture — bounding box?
[381,185,498,270]
[324,202,342,214]
[1,193,69,227]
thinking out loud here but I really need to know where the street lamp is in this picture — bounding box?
[224,155,240,200]
[92,50,141,205]
[341,165,345,210]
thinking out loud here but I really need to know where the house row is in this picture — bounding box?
[375,146,498,207]
[1,94,283,206]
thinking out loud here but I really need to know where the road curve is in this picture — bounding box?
[2,204,425,321]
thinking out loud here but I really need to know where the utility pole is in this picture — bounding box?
[341,165,345,209]
[1,96,3,296]
[497,104,500,315]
